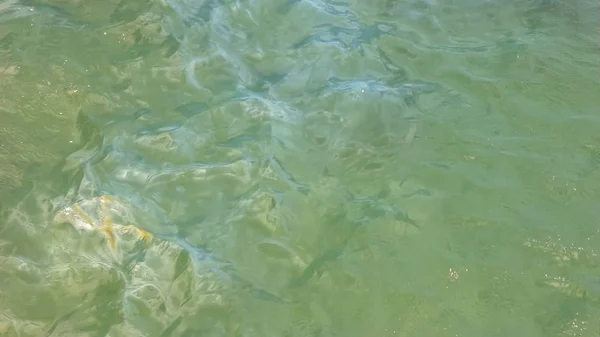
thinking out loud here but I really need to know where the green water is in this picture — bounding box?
[1,0,599,335]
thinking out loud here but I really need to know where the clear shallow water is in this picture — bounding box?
[0,0,599,336]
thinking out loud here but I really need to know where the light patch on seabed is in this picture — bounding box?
[53,194,153,254]
[37,185,236,335]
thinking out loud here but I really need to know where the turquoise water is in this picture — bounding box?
[1,0,599,335]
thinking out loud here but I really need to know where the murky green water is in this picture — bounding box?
[1,0,599,335]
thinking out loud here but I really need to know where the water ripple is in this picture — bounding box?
[0,0,599,335]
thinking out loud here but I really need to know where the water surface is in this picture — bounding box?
[1,0,599,336]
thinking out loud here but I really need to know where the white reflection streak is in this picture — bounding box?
[0,1,36,22]
[185,57,210,91]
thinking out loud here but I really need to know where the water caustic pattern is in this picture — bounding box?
[54,194,153,252]
[1,0,600,336]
